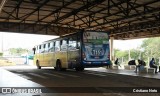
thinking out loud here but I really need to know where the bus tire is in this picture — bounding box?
[56,60,62,71]
[36,60,41,69]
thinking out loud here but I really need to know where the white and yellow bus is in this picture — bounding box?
[33,31,110,71]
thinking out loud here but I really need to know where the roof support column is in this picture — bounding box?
[110,36,114,63]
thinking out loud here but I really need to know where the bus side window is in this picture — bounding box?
[55,41,60,52]
[41,44,45,53]
[48,43,50,48]
[36,46,39,53]
[39,45,42,53]
[40,44,46,53]
[61,39,67,51]
[48,42,54,52]
[68,36,77,50]
[52,42,55,52]
[45,43,49,53]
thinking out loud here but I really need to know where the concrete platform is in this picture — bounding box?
[86,67,160,80]
[0,68,42,87]
[0,68,59,96]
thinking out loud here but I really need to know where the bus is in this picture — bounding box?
[33,31,110,71]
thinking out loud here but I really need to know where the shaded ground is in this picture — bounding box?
[2,65,160,96]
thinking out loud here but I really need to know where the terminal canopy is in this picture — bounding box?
[0,0,160,39]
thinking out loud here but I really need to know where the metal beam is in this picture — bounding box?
[2,10,17,19]
[53,0,105,23]
[91,7,160,29]
[7,0,23,20]
[111,20,160,34]
[76,0,159,27]
[0,21,78,36]
[0,0,7,14]
[36,0,106,33]
[3,5,53,13]
[19,0,50,23]
[64,0,128,25]
[81,0,160,29]
[113,27,160,40]
[35,0,77,24]
[97,14,159,31]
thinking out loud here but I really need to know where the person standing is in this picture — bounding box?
[135,59,140,73]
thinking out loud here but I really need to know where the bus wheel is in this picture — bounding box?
[36,60,41,69]
[56,60,62,71]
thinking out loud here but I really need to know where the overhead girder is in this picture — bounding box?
[35,0,77,24]
[112,27,160,40]
[77,0,160,29]
[19,0,51,23]
[0,0,7,14]
[64,0,128,26]
[0,0,160,39]
[111,20,160,39]
[35,0,106,33]
[0,22,79,36]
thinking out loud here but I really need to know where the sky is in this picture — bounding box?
[0,32,58,51]
[0,32,145,51]
[113,38,145,50]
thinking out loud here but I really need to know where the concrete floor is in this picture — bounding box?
[1,65,160,96]
[86,67,160,80]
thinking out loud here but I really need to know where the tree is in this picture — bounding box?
[0,52,3,56]
[130,49,141,60]
[114,49,129,63]
[114,48,143,64]
[9,48,28,56]
[141,37,160,65]
[114,37,160,65]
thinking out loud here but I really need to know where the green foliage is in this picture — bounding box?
[141,37,160,58]
[140,37,160,65]
[114,37,160,65]
[130,49,141,59]
[115,49,128,58]
[114,49,141,63]
[0,52,3,56]
[9,48,28,56]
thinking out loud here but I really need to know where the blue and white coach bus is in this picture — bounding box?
[33,30,110,71]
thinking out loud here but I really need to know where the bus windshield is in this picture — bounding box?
[83,31,110,62]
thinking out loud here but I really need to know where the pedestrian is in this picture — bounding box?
[135,59,144,73]
[149,58,158,73]
[106,60,113,69]
[114,58,121,67]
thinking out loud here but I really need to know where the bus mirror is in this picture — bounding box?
[33,48,36,54]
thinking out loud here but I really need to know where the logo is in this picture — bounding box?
[2,88,12,94]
